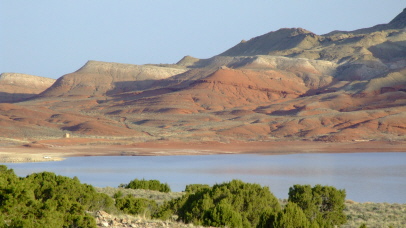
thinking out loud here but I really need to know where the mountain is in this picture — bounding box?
[0,9,405,146]
[327,7,406,35]
[0,73,55,103]
[39,60,187,97]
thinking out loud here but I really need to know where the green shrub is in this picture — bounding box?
[24,171,115,213]
[288,184,347,228]
[0,165,115,227]
[258,202,320,228]
[153,193,189,220]
[155,179,281,228]
[121,178,171,193]
[184,184,210,193]
[273,202,314,228]
[257,208,277,228]
[115,194,158,217]
[113,190,124,199]
[205,201,243,228]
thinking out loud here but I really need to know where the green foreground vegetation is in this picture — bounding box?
[1,165,405,228]
[119,178,171,193]
[0,165,114,227]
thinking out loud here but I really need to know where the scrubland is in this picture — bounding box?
[96,187,406,228]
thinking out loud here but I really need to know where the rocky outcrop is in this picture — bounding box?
[95,211,200,228]
[219,28,320,57]
[219,11,406,81]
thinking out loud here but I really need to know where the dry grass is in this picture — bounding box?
[95,186,184,206]
[343,200,406,228]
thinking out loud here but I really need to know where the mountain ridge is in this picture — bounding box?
[0,9,405,145]
[0,73,55,103]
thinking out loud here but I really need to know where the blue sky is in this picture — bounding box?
[1,1,404,79]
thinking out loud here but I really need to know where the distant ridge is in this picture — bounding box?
[39,60,187,97]
[219,28,319,57]
[0,73,55,87]
[0,73,55,102]
[389,8,406,28]
[0,9,405,144]
[326,8,406,35]
[176,55,200,67]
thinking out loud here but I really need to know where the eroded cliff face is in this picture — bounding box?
[0,9,405,143]
[39,61,187,97]
[219,24,406,82]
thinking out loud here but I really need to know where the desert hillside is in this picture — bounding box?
[0,9,405,147]
[0,73,55,103]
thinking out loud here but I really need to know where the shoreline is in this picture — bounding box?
[1,140,405,163]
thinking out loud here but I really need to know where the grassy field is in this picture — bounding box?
[342,200,406,228]
[95,187,406,228]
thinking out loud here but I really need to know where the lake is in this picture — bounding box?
[2,152,406,203]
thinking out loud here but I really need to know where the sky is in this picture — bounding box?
[1,1,404,79]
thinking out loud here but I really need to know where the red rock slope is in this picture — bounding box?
[0,9,405,144]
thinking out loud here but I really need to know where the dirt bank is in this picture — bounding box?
[0,140,405,163]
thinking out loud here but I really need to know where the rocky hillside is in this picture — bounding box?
[39,60,187,97]
[0,73,55,103]
[0,9,405,144]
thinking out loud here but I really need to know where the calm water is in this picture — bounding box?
[2,153,406,203]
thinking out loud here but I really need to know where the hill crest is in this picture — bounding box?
[1,9,405,144]
[0,73,55,103]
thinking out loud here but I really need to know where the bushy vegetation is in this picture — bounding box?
[115,194,158,217]
[184,184,210,193]
[256,184,347,228]
[155,180,281,227]
[0,165,114,227]
[3,164,404,228]
[262,202,316,228]
[154,181,347,228]
[288,184,347,227]
[120,178,171,193]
